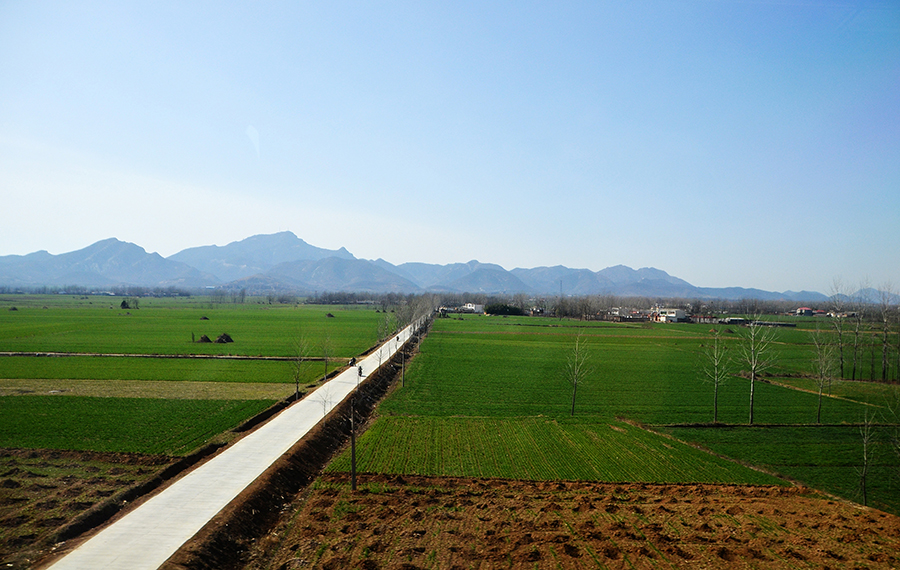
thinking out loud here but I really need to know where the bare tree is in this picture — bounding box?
[893,430,900,492]
[810,327,836,424]
[292,332,311,401]
[870,332,879,381]
[896,308,900,384]
[858,411,875,507]
[737,316,778,425]
[394,296,419,332]
[878,284,895,382]
[828,278,849,378]
[850,282,870,381]
[566,331,593,416]
[702,328,731,424]
[512,292,529,314]
[378,312,396,343]
[315,384,334,416]
[885,388,900,476]
[577,296,597,320]
[210,289,227,305]
[891,386,900,487]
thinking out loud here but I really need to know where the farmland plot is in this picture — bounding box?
[334,318,792,485]
[0,355,317,385]
[333,315,900,515]
[380,322,868,425]
[0,296,405,566]
[0,298,386,456]
[262,473,900,570]
[665,425,900,514]
[0,298,381,357]
[0,396,274,455]
[328,416,782,484]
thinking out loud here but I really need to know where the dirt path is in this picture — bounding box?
[0,379,294,400]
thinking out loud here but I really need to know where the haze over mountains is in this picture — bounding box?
[0,232,829,301]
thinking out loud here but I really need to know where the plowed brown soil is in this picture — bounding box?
[0,448,173,569]
[256,473,900,570]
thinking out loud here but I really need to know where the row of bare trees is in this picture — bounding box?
[828,279,899,383]
[292,294,439,399]
[703,312,896,427]
[700,315,780,426]
[701,315,899,508]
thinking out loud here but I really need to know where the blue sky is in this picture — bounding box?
[1,1,897,293]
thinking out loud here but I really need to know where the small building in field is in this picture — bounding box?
[652,308,687,323]
[691,314,718,324]
[796,307,814,316]
[606,308,648,322]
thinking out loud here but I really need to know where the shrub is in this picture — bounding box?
[484,304,525,316]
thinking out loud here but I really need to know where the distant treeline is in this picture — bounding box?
[0,285,194,297]
[1,285,894,321]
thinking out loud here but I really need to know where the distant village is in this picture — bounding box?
[440,302,853,326]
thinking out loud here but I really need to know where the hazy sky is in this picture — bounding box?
[1,1,897,293]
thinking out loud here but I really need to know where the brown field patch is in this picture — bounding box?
[251,473,900,570]
[0,379,293,400]
[0,448,173,569]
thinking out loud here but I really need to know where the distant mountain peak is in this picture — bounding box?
[167,232,355,282]
[0,234,830,301]
[0,237,215,288]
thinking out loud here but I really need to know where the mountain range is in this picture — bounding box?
[0,232,829,302]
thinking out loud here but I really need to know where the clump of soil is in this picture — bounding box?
[215,333,234,344]
[197,335,212,343]
[0,448,173,569]
[253,474,900,570]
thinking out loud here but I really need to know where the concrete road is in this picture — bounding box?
[43,319,423,570]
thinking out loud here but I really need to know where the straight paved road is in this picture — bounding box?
[43,320,423,570]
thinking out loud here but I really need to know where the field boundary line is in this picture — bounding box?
[616,417,794,487]
[0,351,327,361]
[767,378,890,408]
[648,422,900,428]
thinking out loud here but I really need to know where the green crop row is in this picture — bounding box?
[328,416,784,485]
[331,315,900,514]
[0,355,323,384]
[774,377,900,408]
[0,395,274,455]
[663,425,900,514]
[381,324,872,425]
[0,300,382,357]
[0,298,389,456]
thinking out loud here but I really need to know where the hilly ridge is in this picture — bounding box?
[168,231,355,283]
[0,232,829,301]
[0,238,217,289]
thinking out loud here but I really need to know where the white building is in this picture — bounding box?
[655,308,687,322]
[462,303,484,313]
